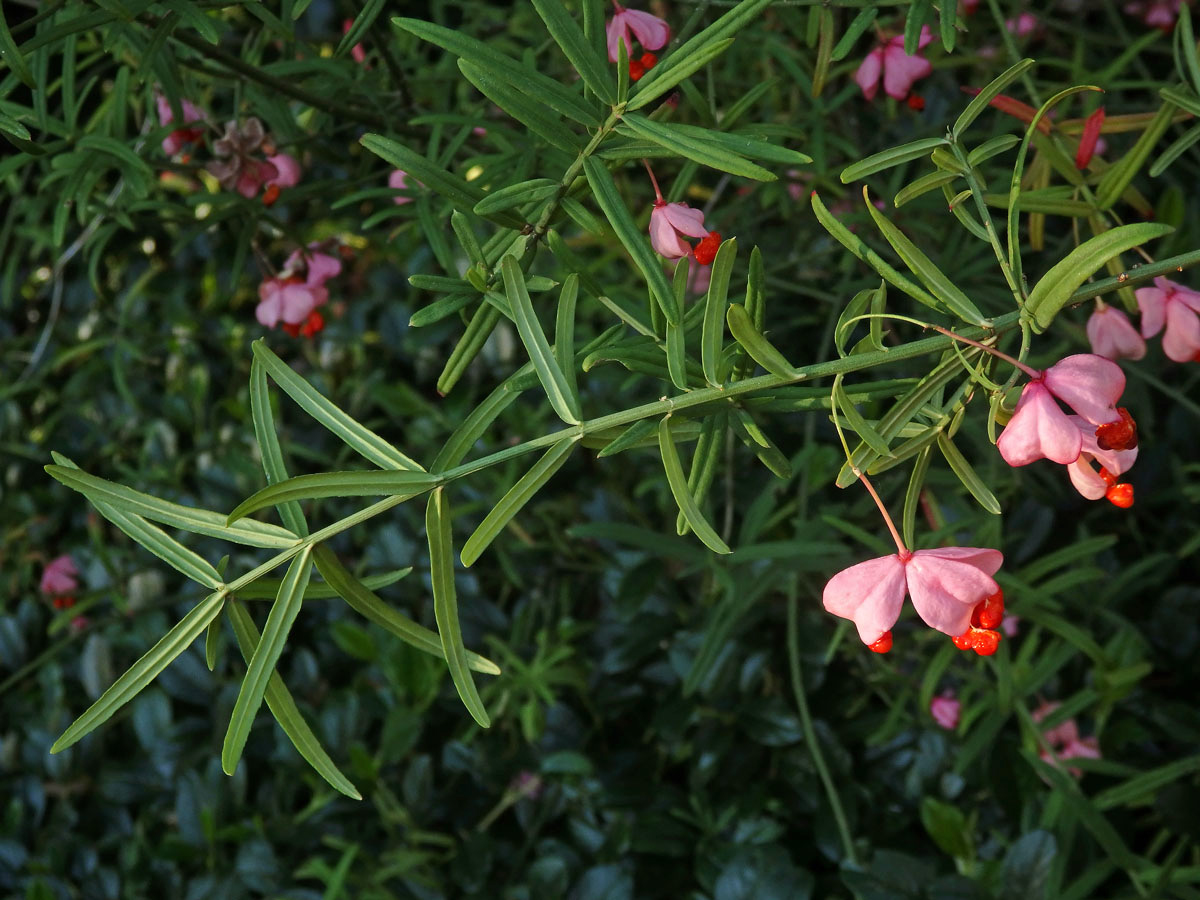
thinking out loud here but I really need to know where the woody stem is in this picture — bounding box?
[927,324,1041,379]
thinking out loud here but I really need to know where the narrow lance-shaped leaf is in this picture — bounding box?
[811,191,948,318]
[222,546,314,775]
[863,188,990,326]
[1094,100,1177,210]
[555,273,580,400]
[1006,85,1100,288]
[51,454,223,587]
[1024,222,1173,330]
[360,133,525,229]
[630,0,774,107]
[227,470,442,525]
[597,418,658,457]
[502,257,583,424]
[702,237,737,385]
[619,114,775,181]
[252,340,425,472]
[726,303,798,378]
[393,16,601,125]
[438,303,503,396]
[426,489,492,727]
[461,437,579,566]
[583,156,680,325]
[831,7,878,61]
[226,599,361,799]
[458,59,582,153]
[937,432,1001,514]
[839,137,947,184]
[312,546,500,674]
[45,464,297,549]
[251,356,307,536]
[952,58,1036,137]
[833,374,894,459]
[531,0,615,103]
[658,417,731,555]
[51,593,226,753]
[473,178,559,216]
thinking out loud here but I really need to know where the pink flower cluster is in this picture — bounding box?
[207,117,301,203]
[1087,278,1200,364]
[931,692,961,730]
[823,547,1004,653]
[996,354,1137,507]
[649,201,721,264]
[1124,0,1184,30]
[1135,276,1200,362]
[606,3,669,81]
[156,94,207,157]
[256,245,342,337]
[41,555,79,598]
[855,26,933,107]
[40,555,88,629]
[1034,702,1100,776]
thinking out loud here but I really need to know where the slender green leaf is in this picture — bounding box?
[46,464,297,549]
[51,593,225,753]
[1150,121,1200,177]
[0,6,35,87]
[902,446,934,549]
[252,341,425,472]
[1093,755,1200,811]
[432,379,524,472]
[426,489,491,726]
[222,547,313,774]
[312,547,499,674]
[702,237,736,385]
[227,471,441,525]
[864,192,990,325]
[1094,100,1178,209]
[473,178,559,215]
[250,357,307,536]
[658,417,731,554]
[1024,223,1173,330]
[502,257,582,423]
[438,303,502,395]
[620,114,775,181]
[392,17,600,126]
[583,156,679,324]
[894,170,960,208]
[1006,85,1100,287]
[461,438,578,566]
[555,274,580,401]
[631,0,774,107]
[531,0,615,103]
[597,418,658,457]
[726,303,798,378]
[833,374,893,458]
[840,137,947,184]
[952,58,1036,138]
[227,599,361,799]
[359,133,524,229]
[811,191,949,317]
[459,59,582,153]
[937,432,1001,514]
[831,7,878,62]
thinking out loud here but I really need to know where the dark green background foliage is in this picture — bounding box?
[4,0,1200,898]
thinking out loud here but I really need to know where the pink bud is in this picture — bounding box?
[930,693,961,730]
[1086,303,1145,361]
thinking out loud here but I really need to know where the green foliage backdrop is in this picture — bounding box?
[3,0,1200,897]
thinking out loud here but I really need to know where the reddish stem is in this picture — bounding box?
[928,324,1041,379]
[642,159,664,203]
[856,471,909,559]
